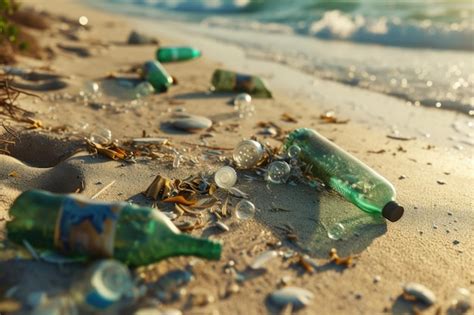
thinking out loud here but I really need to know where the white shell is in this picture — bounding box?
[403,282,436,305]
[270,287,314,307]
[250,250,278,270]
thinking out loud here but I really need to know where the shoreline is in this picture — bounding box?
[0,1,473,314]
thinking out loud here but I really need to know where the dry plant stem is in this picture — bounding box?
[0,75,38,120]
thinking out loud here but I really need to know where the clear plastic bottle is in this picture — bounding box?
[32,260,134,315]
[284,128,404,222]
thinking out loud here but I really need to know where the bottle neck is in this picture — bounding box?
[171,233,222,261]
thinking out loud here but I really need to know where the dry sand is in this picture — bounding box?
[0,1,473,314]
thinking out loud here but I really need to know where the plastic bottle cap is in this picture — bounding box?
[382,201,404,222]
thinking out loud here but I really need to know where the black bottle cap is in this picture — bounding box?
[382,201,404,222]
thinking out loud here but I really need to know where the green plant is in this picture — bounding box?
[0,0,19,43]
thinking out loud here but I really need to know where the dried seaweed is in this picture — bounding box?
[0,74,36,120]
[328,248,357,267]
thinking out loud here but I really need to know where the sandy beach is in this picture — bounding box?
[0,1,473,314]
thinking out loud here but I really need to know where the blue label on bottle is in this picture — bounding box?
[54,197,122,257]
[235,73,253,92]
[85,290,115,310]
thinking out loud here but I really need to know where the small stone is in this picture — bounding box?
[398,175,407,180]
[403,282,436,305]
[453,240,460,245]
[373,276,381,284]
[216,221,230,232]
[355,293,363,300]
[250,250,278,270]
[260,127,277,137]
[436,180,446,185]
[432,224,438,229]
[447,211,453,216]
[451,288,471,313]
[127,30,159,45]
[169,114,212,133]
[270,287,314,308]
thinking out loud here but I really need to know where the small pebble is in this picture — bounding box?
[270,287,314,308]
[451,288,472,313]
[436,180,446,185]
[453,240,460,245]
[398,175,407,180]
[403,282,436,305]
[250,250,278,270]
[432,224,438,229]
[447,211,453,216]
[355,293,363,300]
[373,275,381,284]
[216,221,230,232]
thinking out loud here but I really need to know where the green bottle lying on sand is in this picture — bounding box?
[156,47,201,62]
[211,69,272,98]
[284,128,404,222]
[142,60,173,92]
[6,190,222,267]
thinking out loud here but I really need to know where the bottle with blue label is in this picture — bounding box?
[7,190,222,266]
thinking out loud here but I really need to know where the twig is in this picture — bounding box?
[91,180,116,199]
[22,239,40,260]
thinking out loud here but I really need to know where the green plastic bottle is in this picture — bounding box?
[6,190,222,267]
[156,47,201,62]
[142,61,173,92]
[284,128,404,222]
[211,69,272,98]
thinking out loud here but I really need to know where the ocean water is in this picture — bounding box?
[95,0,474,116]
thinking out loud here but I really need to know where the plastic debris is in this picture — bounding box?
[265,161,291,184]
[89,127,112,145]
[214,166,237,189]
[235,199,256,220]
[134,81,155,98]
[327,223,345,240]
[233,93,255,118]
[233,139,264,169]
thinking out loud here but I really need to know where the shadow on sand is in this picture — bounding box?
[235,178,387,259]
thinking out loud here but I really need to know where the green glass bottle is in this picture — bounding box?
[142,61,173,92]
[211,69,272,98]
[284,128,404,222]
[6,190,222,267]
[156,47,201,62]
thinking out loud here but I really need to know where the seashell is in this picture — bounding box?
[169,114,212,133]
[250,250,278,270]
[403,282,436,305]
[270,287,314,308]
[143,175,176,200]
[216,221,230,232]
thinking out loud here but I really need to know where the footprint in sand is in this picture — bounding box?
[0,132,86,206]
